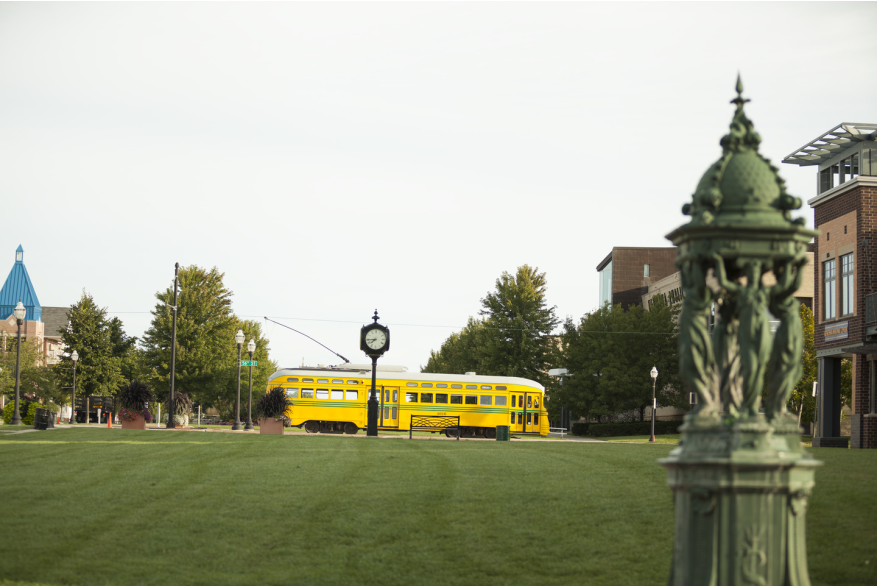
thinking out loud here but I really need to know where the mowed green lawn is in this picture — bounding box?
[0,429,874,585]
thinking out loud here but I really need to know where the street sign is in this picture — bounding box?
[240,360,258,367]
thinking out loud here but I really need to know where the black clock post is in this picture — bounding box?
[361,310,390,437]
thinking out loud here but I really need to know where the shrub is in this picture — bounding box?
[257,387,290,419]
[165,391,193,416]
[570,422,590,436]
[119,381,154,411]
[3,398,34,425]
[588,420,683,437]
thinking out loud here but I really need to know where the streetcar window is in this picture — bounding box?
[527,413,532,425]
[318,379,329,384]
[450,395,463,404]
[466,385,477,390]
[347,380,359,385]
[495,396,507,407]
[435,393,448,403]
[303,378,314,383]
[332,379,343,384]
[392,407,397,419]
[286,377,299,383]
[518,413,523,424]
[451,384,462,389]
[316,389,329,399]
[406,382,418,387]
[286,388,299,398]
[345,391,358,400]
[527,397,533,408]
[406,392,419,403]
[436,383,448,388]
[519,395,523,406]
[534,413,539,425]
[534,399,539,408]
[330,390,343,400]
[421,383,433,388]
[301,389,314,399]
[384,391,390,402]
[512,395,516,407]
[496,386,507,391]
[393,390,398,402]
[481,385,492,390]
[465,395,477,405]
[480,396,492,406]
[421,393,433,403]
[511,413,515,423]
[384,408,389,419]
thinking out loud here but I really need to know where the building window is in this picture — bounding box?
[841,253,854,316]
[644,264,650,277]
[824,259,836,320]
[599,260,613,307]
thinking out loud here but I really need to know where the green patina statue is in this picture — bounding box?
[662,77,821,586]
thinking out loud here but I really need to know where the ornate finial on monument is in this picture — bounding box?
[372,309,380,323]
[661,79,821,586]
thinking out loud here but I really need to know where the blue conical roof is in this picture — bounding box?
[0,245,41,322]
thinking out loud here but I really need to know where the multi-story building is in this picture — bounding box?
[783,122,877,449]
[596,247,678,309]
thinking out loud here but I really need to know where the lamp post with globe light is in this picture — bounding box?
[69,350,79,424]
[10,301,26,425]
[232,329,244,431]
[649,366,658,442]
[245,338,256,431]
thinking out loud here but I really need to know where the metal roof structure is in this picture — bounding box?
[0,245,42,322]
[783,122,877,167]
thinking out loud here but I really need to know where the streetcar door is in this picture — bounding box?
[510,392,525,434]
[381,387,400,428]
[524,393,541,434]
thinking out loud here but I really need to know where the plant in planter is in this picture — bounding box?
[119,381,155,430]
[256,387,290,435]
[166,391,193,427]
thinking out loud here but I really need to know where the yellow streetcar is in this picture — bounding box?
[266,364,548,438]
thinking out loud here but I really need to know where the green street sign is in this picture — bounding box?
[240,360,258,367]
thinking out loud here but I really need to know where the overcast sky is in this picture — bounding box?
[2,2,876,373]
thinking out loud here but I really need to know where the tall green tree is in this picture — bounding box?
[787,304,816,425]
[478,265,560,385]
[423,265,560,387]
[142,265,236,406]
[58,292,126,399]
[557,298,683,423]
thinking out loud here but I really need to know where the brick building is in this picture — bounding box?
[783,122,877,449]
[596,247,678,309]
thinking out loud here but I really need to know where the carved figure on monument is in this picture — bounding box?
[678,258,719,414]
[765,254,807,421]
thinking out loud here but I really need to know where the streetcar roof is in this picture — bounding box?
[268,367,545,392]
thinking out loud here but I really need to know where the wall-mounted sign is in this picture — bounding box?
[824,320,849,342]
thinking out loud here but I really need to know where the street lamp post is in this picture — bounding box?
[167,262,179,429]
[69,350,79,424]
[245,338,256,431]
[232,329,244,431]
[10,301,26,425]
[649,366,658,442]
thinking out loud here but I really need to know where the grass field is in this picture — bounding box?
[0,428,874,585]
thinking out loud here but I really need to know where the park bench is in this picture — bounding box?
[548,427,567,438]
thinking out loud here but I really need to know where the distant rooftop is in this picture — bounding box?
[783,122,877,167]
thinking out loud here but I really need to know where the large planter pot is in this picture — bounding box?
[259,417,284,435]
[122,414,147,430]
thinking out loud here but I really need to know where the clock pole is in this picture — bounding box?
[361,309,389,438]
[367,356,379,437]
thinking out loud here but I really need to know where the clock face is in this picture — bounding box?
[365,328,387,350]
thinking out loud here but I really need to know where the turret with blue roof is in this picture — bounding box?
[0,245,42,322]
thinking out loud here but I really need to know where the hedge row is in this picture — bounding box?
[587,420,682,437]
